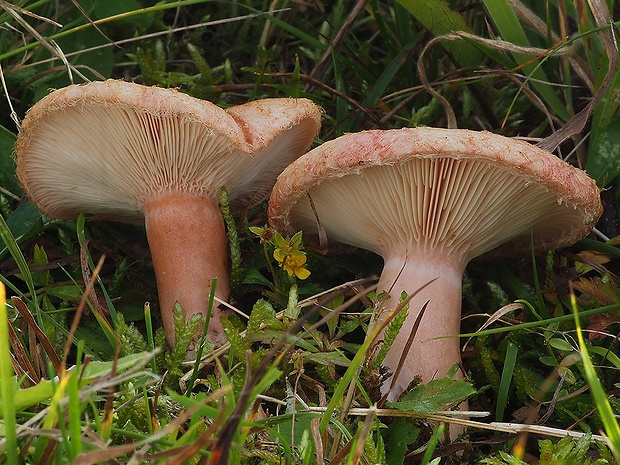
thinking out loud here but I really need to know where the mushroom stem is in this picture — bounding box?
[377,250,466,401]
[144,192,231,349]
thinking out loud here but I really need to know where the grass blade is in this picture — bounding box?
[68,361,82,458]
[496,341,517,422]
[481,0,570,121]
[420,423,444,465]
[459,303,620,338]
[397,0,480,67]
[0,213,36,307]
[0,282,18,464]
[570,286,620,460]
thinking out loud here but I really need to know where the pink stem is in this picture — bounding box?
[377,250,466,401]
[144,192,231,349]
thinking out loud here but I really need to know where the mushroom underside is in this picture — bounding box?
[286,157,591,260]
[17,105,319,220]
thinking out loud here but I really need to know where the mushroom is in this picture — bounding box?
[16,79,322,350]
[268,127,602,400]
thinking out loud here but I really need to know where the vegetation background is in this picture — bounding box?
[0,0,619,463]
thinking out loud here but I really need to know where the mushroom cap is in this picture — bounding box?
[16,79,322,222]
[268,128,602,261]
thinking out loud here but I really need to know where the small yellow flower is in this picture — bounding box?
[272,231,311,280]
[281,253,311,279]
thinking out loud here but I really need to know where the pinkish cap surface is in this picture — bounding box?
[268,128,602,261]
[16,79,322,222]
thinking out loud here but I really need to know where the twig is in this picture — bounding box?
[303,406,605,442]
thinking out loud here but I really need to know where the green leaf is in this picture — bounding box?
[363,34,423,109]
[481,0,570,121]
[5,200,43,233]
[168,302,202,367]
[187,43,212,80]
[374,296,408,369]
[291,231,303,247]
[248,366,283,401]
[480,451,528,465]
[247,299,281,336]
[287,54,301,98]
[303,350,351,367]
[249,226,266,237]
[242,268,274,288]
[219,187,242,286]
[31,244,50,287]
[0,125,20,196]
[421,424,444,465]
[588,346,620,370]
[0,210,36,304]
[222,316,251,362]
[0,352,155,415]
[388,377,475,413]
[396,0,481,67]
[548,338,574,352]
[273,230,286,248]
[496,341,517,422]
[585,119,620,186]
[385,417,420,465]
[590,53,620,131]
[167,391,225,420]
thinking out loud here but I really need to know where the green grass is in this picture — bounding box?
[0,0,619,463]
[571,287,620,462]
[0,282,18,465]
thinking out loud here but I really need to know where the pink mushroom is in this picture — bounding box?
[16,79,322,351]
[268,127,602,400]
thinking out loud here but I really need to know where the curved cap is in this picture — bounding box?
[16,79,322,222]
[269,128,602,261]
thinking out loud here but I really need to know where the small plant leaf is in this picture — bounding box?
[31,244,50,287]
[0,125,20,196]
[247,299,281,335]
[0,201,44,260]
[396,0,480,67]
[242,268,275,288]
[0,351,156,414]
[385,417,420,465]
[303,351,351,367]
[548,338,574,352]
[373,294,408,369]
[388,376,475,413]
[573,277,620,306]
[586,119,620,186]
